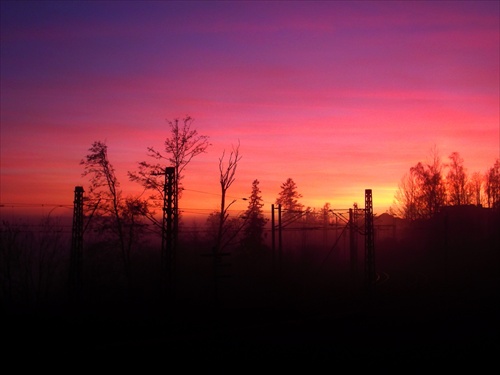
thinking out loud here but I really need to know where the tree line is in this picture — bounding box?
[79,117,500,269]
[2,115,498,313]
[390,146,500,221]
[75,115,348,307]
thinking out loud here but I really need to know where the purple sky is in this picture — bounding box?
[1,0,499,218]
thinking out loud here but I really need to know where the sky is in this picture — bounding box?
[1,0,499,220]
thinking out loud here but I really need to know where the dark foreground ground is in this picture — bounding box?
[3,207,498,370]
[3,270,498,372]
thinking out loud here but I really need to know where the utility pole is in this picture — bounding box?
[70,186,84,307]
[271,204,282,267]
[364,189,376,294]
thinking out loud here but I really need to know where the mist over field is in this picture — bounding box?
[2,205,498,368]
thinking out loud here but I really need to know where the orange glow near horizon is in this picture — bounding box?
[1,1,499,221]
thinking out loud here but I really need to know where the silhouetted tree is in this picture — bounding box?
[392,147,447,220]
[276,178,304,222]
[468,171,484,206]
[321,203,332,225]
[81,140,148,289]
[81,141,126,254]
[241,179,268,250]
[303,206,319,225]
[410,148,446,219]
[129,116,210,230]
[206,211,243,251]
[391,171,420,221]
[485,159,500,209]
[446,152,468,206]
[122,196,150,255]
[214,142,242,253]
[321,202,332,247]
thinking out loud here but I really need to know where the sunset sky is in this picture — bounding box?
[1,0,499,220]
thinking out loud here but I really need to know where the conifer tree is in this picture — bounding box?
[242,179,268,250]
[276,178,304,222]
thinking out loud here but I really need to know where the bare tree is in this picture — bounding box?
[391,147,446,220]
[81,141,126,256]
[485,159,500,209]
[391,171,420,221]
[214,142,242,253]
[446,152,468,206]
[410,148,447,219]
[468,171,484,206]
[129,116,210,231]
[81,140,148,289]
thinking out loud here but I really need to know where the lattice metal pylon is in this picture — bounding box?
[70,186,84,305]
[161,167,176,299]
[364,189,376,292]
[349,207,358,278]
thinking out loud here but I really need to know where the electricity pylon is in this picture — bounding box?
[159,167,176,300]
[364,189,376,293]
[70,186,84,306]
